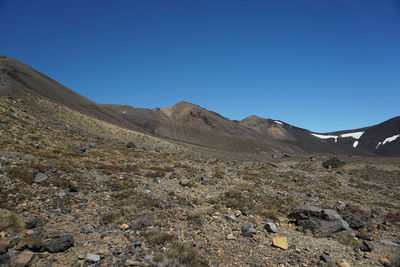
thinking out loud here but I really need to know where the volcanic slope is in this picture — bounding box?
[0,94,399,266]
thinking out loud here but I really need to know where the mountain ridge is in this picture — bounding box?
[1,56,399,156]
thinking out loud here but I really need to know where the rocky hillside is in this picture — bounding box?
[0,93,399,266]
[1,56,399,156]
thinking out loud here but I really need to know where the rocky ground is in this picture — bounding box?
[0,95,399,266]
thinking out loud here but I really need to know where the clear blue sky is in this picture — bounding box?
[1,0,399,132]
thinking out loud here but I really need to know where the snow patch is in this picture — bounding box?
[311,133,338,142]
[376,142,382,149]
[382,134,400,145]
[122,111,126,114]
[353,141,359,148]
[274,121,283,125]
[340,131,364,139]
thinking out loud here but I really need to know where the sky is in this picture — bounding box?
[1,0,400,132]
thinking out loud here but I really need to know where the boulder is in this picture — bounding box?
[322,157,345,169]
[288,205,350,236]
[44,235,74,253]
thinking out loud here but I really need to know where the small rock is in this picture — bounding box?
[72,146,87,153]
[120,224,129,230]
[34,172,48,183]
[125,259,140,266]
[225,215,240,223]
[126,142,136,149]
[85,253,100,263]
[234,210,242,217]
[320,253,333,263]
[359,240,374,252]
[69,180,79,192]
[379,257,390,266]
[272,237,288,250]
[264,222,277,233]
[241,223,257,237]
[155,147,163,153]
[32,143,40,149]
[226,234,235,240]
[179,179,190,187]
[82,225,95,234]
[338,260,351,267]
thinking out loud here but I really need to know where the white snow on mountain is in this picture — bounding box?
[340,131,364,139]
[274,121,283,125]
[382,134,400,145]
[311,133,338,142]
[353,141,359,148]
[376,142,382,149]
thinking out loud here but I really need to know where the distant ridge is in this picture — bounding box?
[1,56,399,156]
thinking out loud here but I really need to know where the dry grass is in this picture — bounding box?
[0,211,24,232]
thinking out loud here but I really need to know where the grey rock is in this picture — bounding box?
[89,142,96,148]
[155,147,163,153]
[72,146,87,153]
[343,212,371,230]
[82,225,95,234]
[241,223,257,237]
[225,215,240,223]
[85,253,100,263]
[32,143,40,149]
[379,240,400,247]
[288,205,349,236]
[322,157,345,169]
[44,235,74,253]
[34,172,48,183]
[264,222,277,233]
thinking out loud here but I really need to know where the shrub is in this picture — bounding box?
[0,211,24,232]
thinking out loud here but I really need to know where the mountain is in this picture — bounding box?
[1,55,399,156]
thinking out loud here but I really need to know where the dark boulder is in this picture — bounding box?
[126,142,136,149]
[322,157,345,169]
[288,205,350,236]
[44,235,74,253]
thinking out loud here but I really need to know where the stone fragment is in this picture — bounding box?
[126,142,136,149]
[379,257,390,266]
[272,237,288,250]
[226,234,235,240]
[338,260,351,267]
[179,179,190,186]
[34,172,48,183]
[72,146,86,153]
[359,240,374,252]
[85,253,100,263]
[120,224,129,230]
[241,223,257,237]
[264,222,277,233]
[69,180,79,192]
